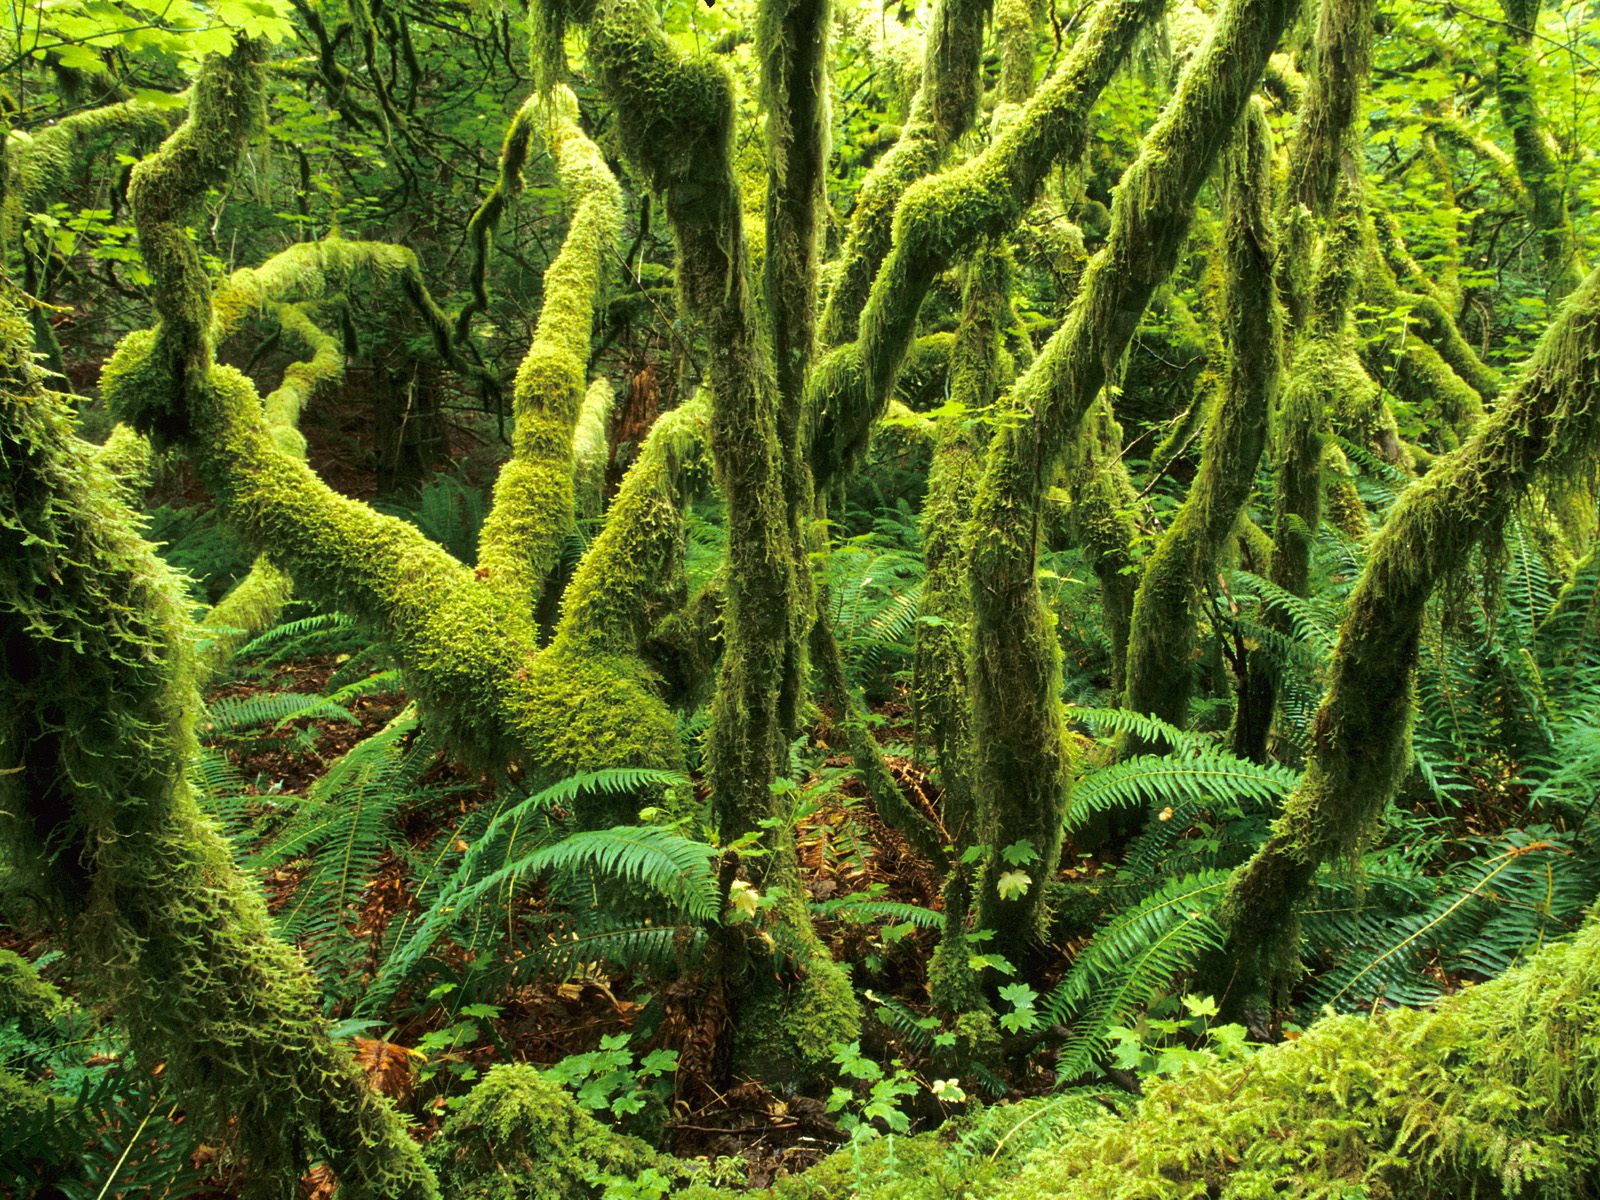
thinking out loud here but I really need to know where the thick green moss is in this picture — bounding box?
[0,280,437,1197]
[427,1064,662,1199]
[572,378,615,522]
[999,907,1600,1197]
[1223,264,1600,991]
[1121,101,1280,745]
[967,0,1300,964]
[809,0,1164,487]
[478,86,624,620]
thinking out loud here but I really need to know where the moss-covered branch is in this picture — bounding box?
[514,396,710,791]
[808,0,1164,487]
[106,46,543,768]
[815,0,988,348]
[1121,100,1279,742]
[1495,0,1585,303]
[1221,263,1600,992]
[476,86,624,621]
[966,0,1300,964]
[1,97,176,251]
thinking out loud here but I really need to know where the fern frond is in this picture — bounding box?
[1069,707,1208,751]
[1066,750,1296,835]
[1043,871,1230,1080]
[200,692,357,739]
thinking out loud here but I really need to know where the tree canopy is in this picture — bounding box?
[5,0,1600,1196]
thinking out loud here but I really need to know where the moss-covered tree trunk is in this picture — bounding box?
[1496,0,1585,304]
[573,0,861,1077]
[0,264,437,1195]
[1220,263,1600,996]
[966,0,1301,967]
[1120,100,1280,743]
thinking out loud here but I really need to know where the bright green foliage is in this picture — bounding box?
[1224,263,1600,989]
[994,906,1600,1198]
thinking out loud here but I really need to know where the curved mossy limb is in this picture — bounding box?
[0,287,438,1199]
[110,46,538,767]
[1120,101,1280,748]
[104,336,537,767]
[1221,264,1600,995]
[967,0,1301,966]
[815,0,988,348]
[477,86,624,622]
[516,398,713,793]
[1358,211,1494,424]
[454,94,542,345]
[808,0,1164,487]
[200,246,428,672]
[1,98,174,250]
[1495,0,1586,304]
[199,553,295,673]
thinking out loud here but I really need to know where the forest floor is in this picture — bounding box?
[200,653,977,1188]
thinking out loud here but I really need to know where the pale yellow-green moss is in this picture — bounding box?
[477,85,624,621]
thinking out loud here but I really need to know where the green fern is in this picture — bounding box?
[361,769,691,1013]
[1065,748,1296,836]
[1044,870,1230,1082]
[200,692,357,741]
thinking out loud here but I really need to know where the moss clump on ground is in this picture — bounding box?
[426,1063,667,1200]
